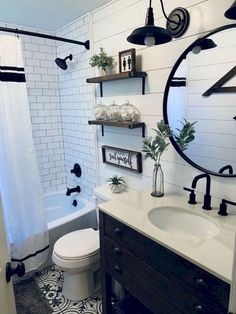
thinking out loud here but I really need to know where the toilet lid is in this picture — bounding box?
[54,228,100,260]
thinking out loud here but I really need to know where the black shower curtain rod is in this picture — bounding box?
[0,26,90,50]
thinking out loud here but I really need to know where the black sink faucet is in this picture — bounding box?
[191,173,212,210]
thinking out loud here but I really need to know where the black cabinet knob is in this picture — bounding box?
[195,278,208,291]
[113,265,122,273]
[113,247,122,255]
[113,227,122,235]
[194,304,206,313]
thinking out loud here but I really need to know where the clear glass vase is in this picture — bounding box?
[151,163,164,197]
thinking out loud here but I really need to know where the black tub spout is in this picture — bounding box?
[66,186,81,196]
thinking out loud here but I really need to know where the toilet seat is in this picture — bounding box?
[52,228,100,269]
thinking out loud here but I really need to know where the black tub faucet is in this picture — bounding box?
[66,186,81,196]
[191,173,212,210]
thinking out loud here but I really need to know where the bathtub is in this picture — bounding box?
[42,191,97,267]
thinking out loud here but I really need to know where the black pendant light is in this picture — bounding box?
[192,38,217,54]
[127,0,190,47]
[225,1,236,20]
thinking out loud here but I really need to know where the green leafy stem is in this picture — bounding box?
[142,119,197,164]
[173,119,197,151]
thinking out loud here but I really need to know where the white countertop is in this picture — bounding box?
[98,190,236,284]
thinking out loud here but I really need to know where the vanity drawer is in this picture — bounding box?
[104,237,226,314]
[102,213,230,310]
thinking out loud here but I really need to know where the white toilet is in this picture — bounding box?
[52,184,128,301]
[52,228,100,301]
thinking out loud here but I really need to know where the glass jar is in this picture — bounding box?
[120,100,140,122]
[94,103,108,120]
[107,101,121,120]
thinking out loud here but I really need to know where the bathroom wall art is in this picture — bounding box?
[118,48,136,73]
[102,145,142,173]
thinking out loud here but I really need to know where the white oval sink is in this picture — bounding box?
[148,206,220,239]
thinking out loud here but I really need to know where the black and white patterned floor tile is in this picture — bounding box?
[34,265,102,314]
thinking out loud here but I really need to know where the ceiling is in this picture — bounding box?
[0,0,111,31]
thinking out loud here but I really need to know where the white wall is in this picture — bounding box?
[55,15,97,200]
[0,22,66,194]
[90,0,236,205]
[1,0,235,204]
[185,28,236,172]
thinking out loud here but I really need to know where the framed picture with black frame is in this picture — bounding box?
[102,145,142,173]
[119,48,136,73]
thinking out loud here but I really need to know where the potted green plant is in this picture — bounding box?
[107,174,126,194]
[142,119,172,197]
[89,48,116,76]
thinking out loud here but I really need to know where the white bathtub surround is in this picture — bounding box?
[0,35,49,272]
[44,191,96,228]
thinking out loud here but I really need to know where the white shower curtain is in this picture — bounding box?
[0,35,49,272]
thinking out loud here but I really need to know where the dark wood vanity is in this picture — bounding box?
[99,211,230,314]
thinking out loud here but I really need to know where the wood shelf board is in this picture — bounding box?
[86,71,147,83]
[88,120,145,129]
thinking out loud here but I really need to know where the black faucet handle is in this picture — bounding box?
[183,187,197,205]
[218,199,236,216]
[70,163,82,177]
[218,201,228,216]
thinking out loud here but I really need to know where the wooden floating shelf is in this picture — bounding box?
[86,71,147,83]
[86,71,147,97]
[88,120,146,137]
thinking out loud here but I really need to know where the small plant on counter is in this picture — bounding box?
[142,119,172,198]
[173,119,197,151]
[89,48,115,74]
[107,174,126,194]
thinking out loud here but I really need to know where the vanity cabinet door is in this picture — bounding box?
[103,213,230,310]
[103,236,225,314]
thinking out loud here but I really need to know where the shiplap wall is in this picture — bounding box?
[185,28,236,172]
[90,0,236,205]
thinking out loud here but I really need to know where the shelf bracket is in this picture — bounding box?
[99,83,103,97]
[142,77,146,95]
[142,125,145,138]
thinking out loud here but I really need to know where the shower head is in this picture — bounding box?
[55,54,73,70]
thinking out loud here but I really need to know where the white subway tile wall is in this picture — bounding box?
[56,15,97,200]
[23,34,66,194]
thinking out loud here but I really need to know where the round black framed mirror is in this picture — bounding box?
[163,23,236,177]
